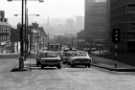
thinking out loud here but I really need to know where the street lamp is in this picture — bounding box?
[14,14,40,17]
[7,0,44,71]
[14,14,40,16]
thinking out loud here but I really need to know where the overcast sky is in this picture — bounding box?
[0,0,105,27]
[0,0,85,26]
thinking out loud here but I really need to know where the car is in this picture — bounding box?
[62,50,70,64]
[62,50,77,64]
[36,51,62,69]
[65,51,92,67]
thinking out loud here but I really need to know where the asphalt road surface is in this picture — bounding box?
[0,58,135,90]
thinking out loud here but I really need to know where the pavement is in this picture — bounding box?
[92,56,135,72]
[0,54,19,58]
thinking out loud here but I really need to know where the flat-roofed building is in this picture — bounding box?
[110,0,135,65]
[0,21,11,42]
[0,10,10,43]
[83,0,110,50]
[0,10,11,53]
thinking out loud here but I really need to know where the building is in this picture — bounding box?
[0,20,10,42]
[0,11,10,43]
[0,10,11,53]
[75,16,84,33]
[110,0,135,65]
[15,23,47,53]
[29,23,47,52]
[0,11,5,18]
[38,27,47,49]
[78,0,110,50]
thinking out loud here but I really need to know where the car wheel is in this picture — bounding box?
[41,65,44,69]
[87,64,91,68]
[62,61,66,64]
[36,61,40,66]
[57,64,61,69]
[67,62,70,65]
[71,64,74,68]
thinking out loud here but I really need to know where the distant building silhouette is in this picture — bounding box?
[75,16,84,33]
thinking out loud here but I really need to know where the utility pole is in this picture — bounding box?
[24,0,28,58]
[19,0,25,71]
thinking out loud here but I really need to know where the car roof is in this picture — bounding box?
[39,50,58,53]
[66,50,87,54]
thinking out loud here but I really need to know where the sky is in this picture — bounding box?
[0,0,84,26]
[0,0,106,36]
[0,0,105,25]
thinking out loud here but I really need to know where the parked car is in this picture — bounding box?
[64,51,92,67]
[36,51,62,69]
[62,50,70,64]
[62,49,78,63]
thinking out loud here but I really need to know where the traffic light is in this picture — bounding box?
[112,28,120,43]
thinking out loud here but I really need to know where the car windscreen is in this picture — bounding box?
[39,52,58,57]
[66,51,87,57]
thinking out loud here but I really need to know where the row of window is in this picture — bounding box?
[0,26,9,33]
[128,41,135,53]
[111,3,135,17]
[128,4,135,7]
[0,29,9,33]
[0,36,9,41]
[128,33,135,39]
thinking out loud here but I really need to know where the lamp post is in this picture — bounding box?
[18,0,24,71]
[7,0,43,71]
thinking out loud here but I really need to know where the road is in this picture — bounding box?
[0,58,135,90]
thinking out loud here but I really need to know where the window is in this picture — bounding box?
[128,41,135,53]
[128,4,135,7]
[128,32,135,39]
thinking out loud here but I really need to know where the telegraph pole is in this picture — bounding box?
[19,0,25,71]
[24,0,28,58]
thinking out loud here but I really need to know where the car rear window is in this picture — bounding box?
[39,52,58,57]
